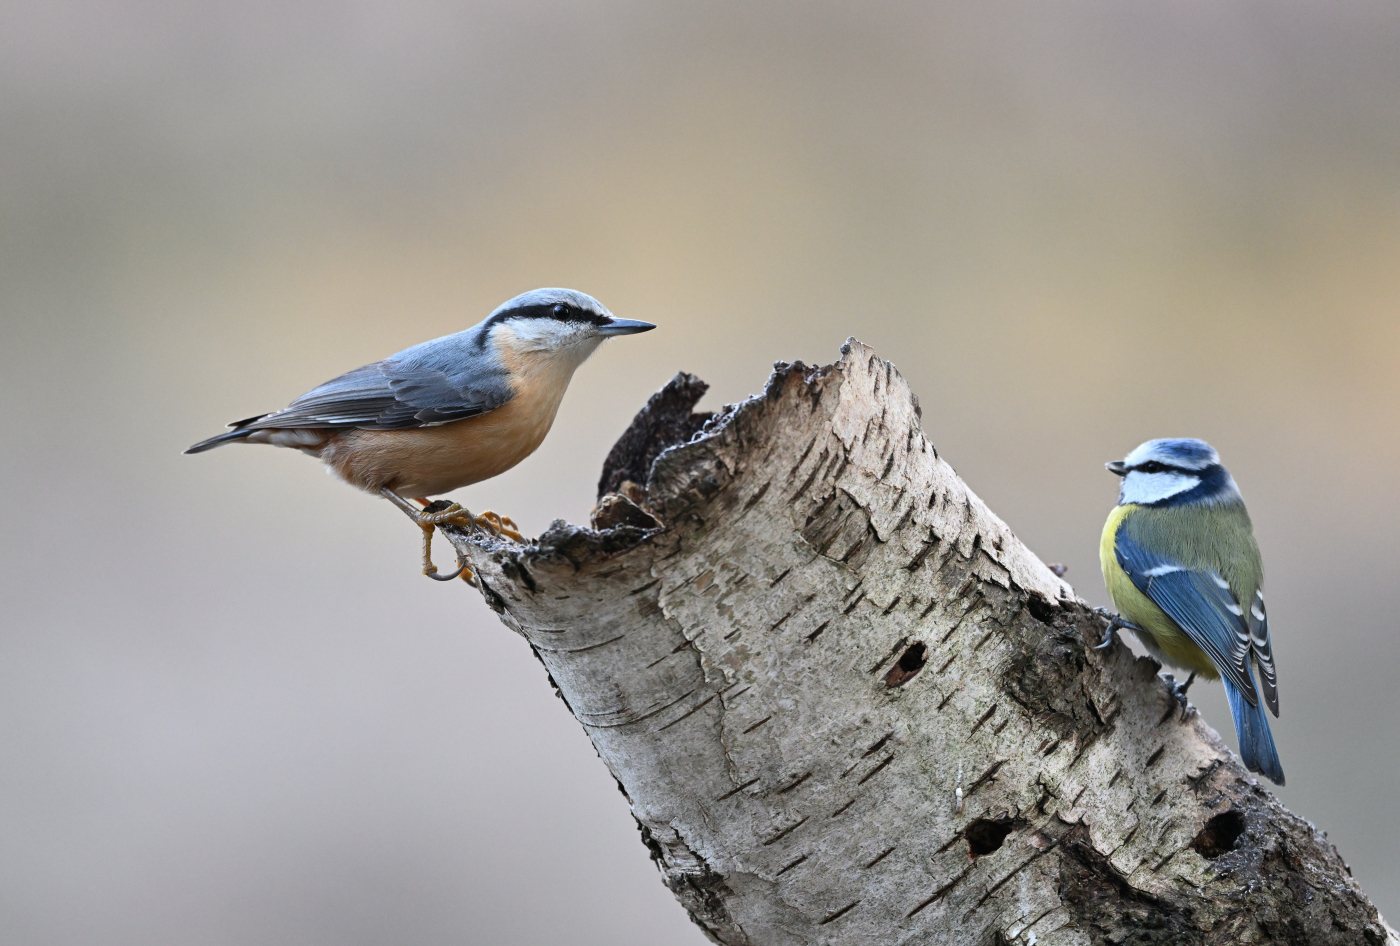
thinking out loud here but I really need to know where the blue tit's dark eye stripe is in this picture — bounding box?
[1131,460,1194,475]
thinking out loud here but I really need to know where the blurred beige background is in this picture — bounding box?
[2,1,1398,942]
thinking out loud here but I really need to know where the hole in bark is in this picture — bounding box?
[1025,593,1057,624]
[1192,809,1246,858]
[965,818,1013,857]
[883,642,927,687]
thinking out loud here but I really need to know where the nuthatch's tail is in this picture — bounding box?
[184,429,255,454]
[1224,678,1285,785]
[184,414,271,454]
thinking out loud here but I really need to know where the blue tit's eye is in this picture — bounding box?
[553,304,569,319]
[1138,461,1166,474]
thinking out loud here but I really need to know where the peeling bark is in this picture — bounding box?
[444,341,1397,946]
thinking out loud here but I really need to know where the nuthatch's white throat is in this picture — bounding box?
[187,288,655,579]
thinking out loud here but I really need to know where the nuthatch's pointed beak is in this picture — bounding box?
[598,318,656,336]
[1106,460,1128,477]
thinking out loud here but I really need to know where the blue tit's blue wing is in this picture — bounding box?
[1246,587,1279,716]
[1114,528,1259,707]
[238,331,514,430]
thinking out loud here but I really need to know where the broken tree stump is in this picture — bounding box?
[443,339,1396,945]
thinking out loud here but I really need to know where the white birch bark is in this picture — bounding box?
[443,340,1397,946]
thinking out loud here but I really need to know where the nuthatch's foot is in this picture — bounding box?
[1092,607,1142,651]
[380,488,524,583]
[418,520,473,583]
[472,510,524,542]
[1162,672,1196,718]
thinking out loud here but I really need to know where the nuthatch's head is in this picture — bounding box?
[1106,438,1239,508]
[481,288,654,374]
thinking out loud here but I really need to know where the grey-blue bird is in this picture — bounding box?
[186,288,655,578]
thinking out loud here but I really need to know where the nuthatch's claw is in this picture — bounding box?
[420,520,470,579]
[380,489,524,581]
[413,500,483,531]
[381,488,488,583]
[418,521,473,582]
[473,510,524,542]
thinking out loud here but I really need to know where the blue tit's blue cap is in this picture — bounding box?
[1122,438,1220,471]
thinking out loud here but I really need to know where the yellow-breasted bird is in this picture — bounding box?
[1100,438,1283,784]
[186,288,655,580]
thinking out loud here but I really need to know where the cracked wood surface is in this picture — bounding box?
[443,340,1397,946]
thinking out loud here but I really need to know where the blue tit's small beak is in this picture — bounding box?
[1106,460,1128,477]
[598,318,656,336]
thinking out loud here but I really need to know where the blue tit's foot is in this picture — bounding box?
[1162,672,1196,719]
[1092,608,1143,651]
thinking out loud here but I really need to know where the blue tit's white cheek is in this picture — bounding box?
[1119,470,1201,505]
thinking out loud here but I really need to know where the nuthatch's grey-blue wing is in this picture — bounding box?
[224,342,513,433]
[186,288,655,580]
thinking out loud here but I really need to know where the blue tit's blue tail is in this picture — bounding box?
[1223,679,1284,786]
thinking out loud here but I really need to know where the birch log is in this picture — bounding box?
[441,340,1396,946]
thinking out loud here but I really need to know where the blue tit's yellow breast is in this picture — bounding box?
[1100,504,1220,678]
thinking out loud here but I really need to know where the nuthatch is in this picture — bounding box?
[187,288,655,580]
[1100,438,1283,784]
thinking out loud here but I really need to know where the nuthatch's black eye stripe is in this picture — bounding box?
[472,303,609,346]
[499,302,610,326]
[549,303,610,326]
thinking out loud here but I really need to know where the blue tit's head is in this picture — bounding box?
[1106,438,1241,507]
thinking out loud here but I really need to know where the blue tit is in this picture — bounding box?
[1100,438,1283,785]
